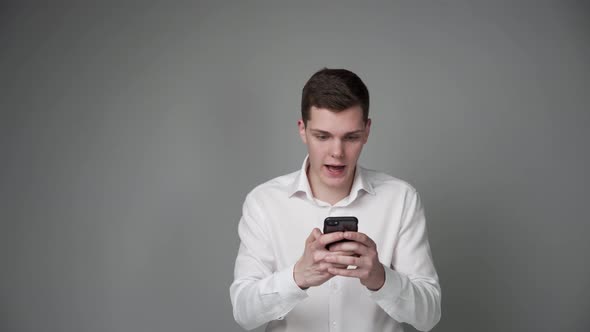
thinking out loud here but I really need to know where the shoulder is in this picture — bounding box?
[361,167,418,196]
[243,169,299,204]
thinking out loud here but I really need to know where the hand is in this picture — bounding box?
[324,231,385,291]
[293,228,355,289]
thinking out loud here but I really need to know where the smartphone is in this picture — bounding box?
[323,216,358,248]
[323,216,358,234]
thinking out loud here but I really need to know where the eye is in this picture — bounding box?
[345,135,360,141]
[315,135,328,141]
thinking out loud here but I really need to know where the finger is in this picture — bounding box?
[325,255,360,266]
[327,267,363,278]
[311,228,322,241]
[324,262,349,269]
[317,262,348,271]
[305,228,319,244]
[326,250,357,257]
[328,241,370,256]
[317,232,345,247]
[343,231,377,248]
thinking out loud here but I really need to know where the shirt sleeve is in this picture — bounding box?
[367,189,442,331]
[229,194,308,330]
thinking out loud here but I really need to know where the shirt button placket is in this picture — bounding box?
[329,279,339,331]
[329,207,339,331]
[327,207,339,331]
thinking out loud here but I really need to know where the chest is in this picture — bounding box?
[263,195,404,269]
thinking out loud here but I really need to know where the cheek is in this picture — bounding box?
[308,144,326,160]
[346,143,363,156]
[311,143,328,154]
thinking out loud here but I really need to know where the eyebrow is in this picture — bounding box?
[309,129,364,136]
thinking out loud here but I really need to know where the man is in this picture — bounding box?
[230,68,441,331]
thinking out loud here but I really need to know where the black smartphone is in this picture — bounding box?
[323,216,358,248]
[323,216,358,234]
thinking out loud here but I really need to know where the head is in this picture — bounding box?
[298,68,371,202]
[301,68,370,126]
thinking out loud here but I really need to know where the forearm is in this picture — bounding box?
[369,267,441,331]
[230,264,308,330]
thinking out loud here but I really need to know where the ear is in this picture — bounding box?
[297,119,308,144]
[363,118,372,144]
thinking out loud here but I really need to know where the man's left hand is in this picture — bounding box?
[324,231,385,291]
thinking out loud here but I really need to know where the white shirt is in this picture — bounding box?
[230,156,441,332]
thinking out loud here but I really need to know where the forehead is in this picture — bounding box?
[307,106,365,132]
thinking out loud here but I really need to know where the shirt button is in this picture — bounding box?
[332,321,337,326]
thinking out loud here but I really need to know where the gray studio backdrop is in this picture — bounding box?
[2,2,589,332]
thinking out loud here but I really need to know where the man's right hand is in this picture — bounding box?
[293,228,353,289]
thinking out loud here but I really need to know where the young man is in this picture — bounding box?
[230,69,441,331]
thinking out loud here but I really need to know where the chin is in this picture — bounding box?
[323,177,350,189]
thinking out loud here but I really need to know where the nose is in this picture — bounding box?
[331,139,344,159]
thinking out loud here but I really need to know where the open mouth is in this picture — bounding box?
[325,165,346,175]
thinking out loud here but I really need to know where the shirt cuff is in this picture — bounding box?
[268,263,308,320]
[274,263,309,301]
[367,264,404,303]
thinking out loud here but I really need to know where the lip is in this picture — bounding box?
[324,164,347,177]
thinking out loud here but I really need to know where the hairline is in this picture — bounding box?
[303,105,368,127]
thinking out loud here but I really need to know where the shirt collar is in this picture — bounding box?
[288,155,375,201]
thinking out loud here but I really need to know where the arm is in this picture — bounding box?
[327,190,441,331]
[371,190,441,331]
[229,196,308,330]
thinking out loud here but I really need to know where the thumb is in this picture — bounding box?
[311,227,322,240]
[305,228,319,244]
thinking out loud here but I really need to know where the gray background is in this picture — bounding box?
[1,1,589,332]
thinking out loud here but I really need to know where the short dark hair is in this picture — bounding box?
[301,68,369,125]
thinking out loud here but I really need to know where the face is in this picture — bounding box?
[298,106,371,199]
